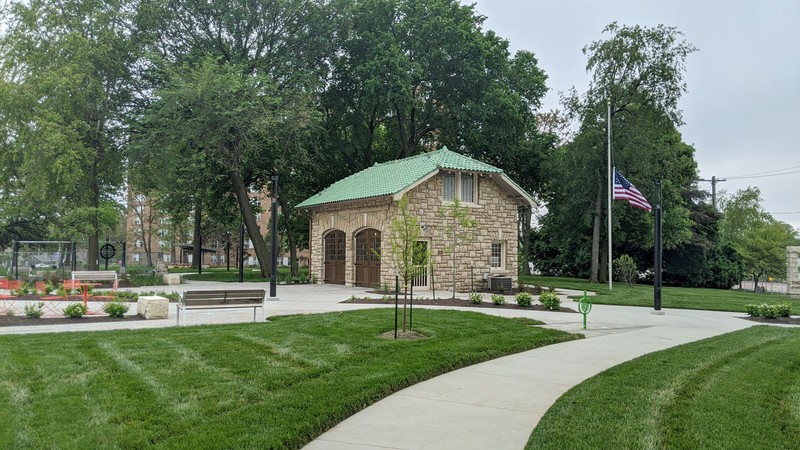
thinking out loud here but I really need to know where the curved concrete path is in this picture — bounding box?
[0,282,766,449]
[303,302,758,450]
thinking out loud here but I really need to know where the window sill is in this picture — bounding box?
[441,200,481,208]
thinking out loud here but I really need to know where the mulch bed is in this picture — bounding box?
[741,316,800,326]
[0,315,145,328]
[343,296,577,313]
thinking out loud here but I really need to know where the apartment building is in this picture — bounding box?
[125,187,273,268]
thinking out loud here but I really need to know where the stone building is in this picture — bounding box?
[789,246,800,296]
[297,147,536,291]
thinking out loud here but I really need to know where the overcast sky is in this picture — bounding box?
[467,0,800,231]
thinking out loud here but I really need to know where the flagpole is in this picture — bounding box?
[607,97,613,290]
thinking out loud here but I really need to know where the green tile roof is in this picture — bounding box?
[297,147,508,208]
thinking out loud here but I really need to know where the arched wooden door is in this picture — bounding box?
[323,230,345,284]
[355,229,381,287]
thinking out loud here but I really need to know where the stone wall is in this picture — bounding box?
[308,171,520,291]
[789,246,800,296]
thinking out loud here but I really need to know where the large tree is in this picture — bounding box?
[536,23,698,282]
[132,58,318,277]
[719,187,799,291]
[0,0,138,268]
[321,0,548,167]
[131,0,334,275]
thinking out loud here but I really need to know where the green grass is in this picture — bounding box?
[527,326,800,449]
[179,266,309,283]
[520,275,800,314]
[0,309,579,448]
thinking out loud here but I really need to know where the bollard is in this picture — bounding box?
[578,290,592,330]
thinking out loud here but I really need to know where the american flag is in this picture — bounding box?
[614,168,652,212]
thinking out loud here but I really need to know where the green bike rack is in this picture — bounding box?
[578,290,592,330]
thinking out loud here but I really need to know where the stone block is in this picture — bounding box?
[163,274,181,285]
[138,295,169,319]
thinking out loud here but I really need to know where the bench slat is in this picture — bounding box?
[184,298,263,307]
[72,271,117,281]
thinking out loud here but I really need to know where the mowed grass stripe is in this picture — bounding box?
[521,275,800,313]
[0,309,578,449]
[527,326,800,450]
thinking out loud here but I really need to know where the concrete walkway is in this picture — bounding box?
[0,281,763,449]
[304,304,756,449]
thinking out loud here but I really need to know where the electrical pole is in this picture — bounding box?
[699,176,726,211]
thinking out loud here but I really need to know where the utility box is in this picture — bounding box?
[489,276,512,292]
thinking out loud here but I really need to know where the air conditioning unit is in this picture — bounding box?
[489,276,512,292]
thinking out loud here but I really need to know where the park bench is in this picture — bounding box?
[71,270,119,301]
[177,289,269,326]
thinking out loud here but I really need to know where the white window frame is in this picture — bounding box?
[490,241,505,269]
[442,171,478,204]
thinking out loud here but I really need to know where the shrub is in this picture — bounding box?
[532,284,543,295]
[515,292,533,307]
[63,302,88,318]
[757,303,776,319]
[517,281,527,293]
[469,292,483,304]
[102,301,129,318]
[114,291,139,302]
[491,293,505,305]
[614,254,638,286]
[539,291,561,311]
[746,303,791,318]
[24,302,44,318]
[5,309,15,317]
[774,304,791,318]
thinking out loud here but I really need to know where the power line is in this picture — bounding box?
[725,164,800,180]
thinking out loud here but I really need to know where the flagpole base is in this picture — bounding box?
[651,310,665,316]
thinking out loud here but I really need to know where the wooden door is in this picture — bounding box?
[323,230,345,284]
[355,229,381,287]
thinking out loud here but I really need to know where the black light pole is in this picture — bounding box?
[238,222,245,283]
[121,242,126,275]
[653,179,663,313]
[270,174,279,299]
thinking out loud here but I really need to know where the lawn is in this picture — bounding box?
[178,266,309,283]
[0,309,579,449]
[526,326,800,449]
[520,275,800,314]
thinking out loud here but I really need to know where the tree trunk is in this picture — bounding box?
[589,179,603,283]
[230,170,270,278]
[600,240,608,283]
[192,196,202,270]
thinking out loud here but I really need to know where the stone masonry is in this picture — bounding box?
[788,246,800,296]
[308,171,520,291]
